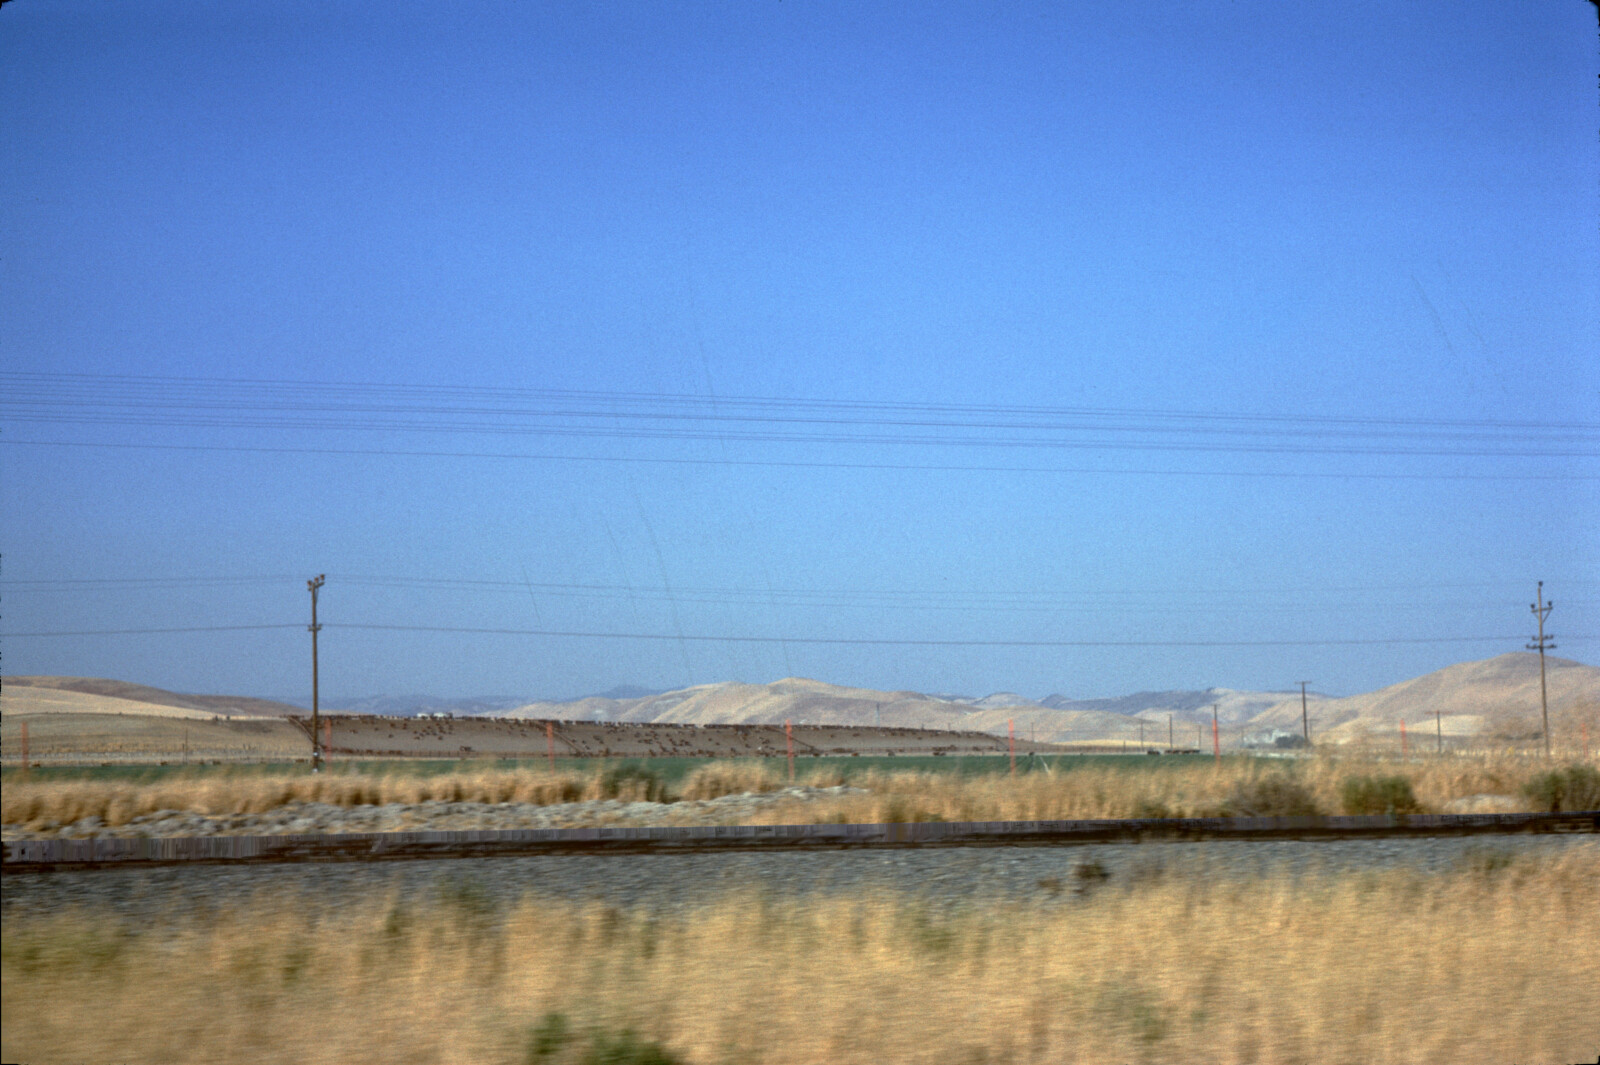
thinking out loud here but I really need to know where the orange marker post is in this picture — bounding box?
[785,719,794,781]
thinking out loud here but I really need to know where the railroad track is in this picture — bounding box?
[5,810,1595,872]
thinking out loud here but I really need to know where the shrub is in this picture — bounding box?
[524,1015,682,1065]
[525,1013,571,1062]
[676,762,780,801]
[1132,797,1174,819]
[596,766,668,803]
[1521,765,1600,813]
[1223,776,1320,817]
[580,1029,683,1065]
[1341,775,1422,816]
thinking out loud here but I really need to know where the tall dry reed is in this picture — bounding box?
[3,848,1595,1064]
[4,753,1596,829]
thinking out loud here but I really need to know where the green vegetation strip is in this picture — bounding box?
[0,752,1232,785]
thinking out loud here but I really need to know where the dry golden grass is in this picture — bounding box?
[1,768,630,827]
[4,752,1597,830]
[3,848,1596,1064]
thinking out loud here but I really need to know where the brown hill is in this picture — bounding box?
[3,676,304,718]
[507,677,1145,746]
[1245,653,1599,743]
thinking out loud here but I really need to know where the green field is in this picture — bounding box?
[0,751,1242,787]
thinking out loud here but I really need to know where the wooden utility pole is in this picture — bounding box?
[1296,682,1312,745]
[1528,581,1555,758]
[308,574,326,773]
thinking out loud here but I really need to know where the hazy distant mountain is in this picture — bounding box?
[1039,688,1327,726]
[581,685,667,701]
[321,694,532,717]
[945,692,1040,710]
[313,687,668,716]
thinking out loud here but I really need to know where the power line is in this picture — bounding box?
[7,370,1594,431]
[3,371,1595,458]
[327,625,1599,647]
[7,622,1590,646]
[7,573,1595,594]
[1,624,302,637]
[5,439,1595,481]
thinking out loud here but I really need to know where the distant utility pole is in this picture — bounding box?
[1528,581,1555,758]
[308,574,326,773]
[1296,682,1312,745]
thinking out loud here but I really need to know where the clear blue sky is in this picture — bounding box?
[3,1,1596,703]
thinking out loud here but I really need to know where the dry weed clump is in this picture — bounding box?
[676,761,782,800]
[4,849,1596,1064]
[0,768,634,828]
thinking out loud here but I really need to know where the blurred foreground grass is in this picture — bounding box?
[4,848,1596,1064]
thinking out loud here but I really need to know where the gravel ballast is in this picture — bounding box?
[4,834,1594,924]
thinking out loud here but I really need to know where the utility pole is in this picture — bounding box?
[1296,682,1312,746]
[1528,582,1555,759]
[308,574,326,773]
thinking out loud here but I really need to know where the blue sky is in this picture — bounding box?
[2,0,1596,703]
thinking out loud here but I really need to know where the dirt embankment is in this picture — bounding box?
[294,715,1060,759]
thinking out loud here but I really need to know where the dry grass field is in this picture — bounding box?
[0,711,306,763]
[6,753,1597,831]
[3,849,1596,1064]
